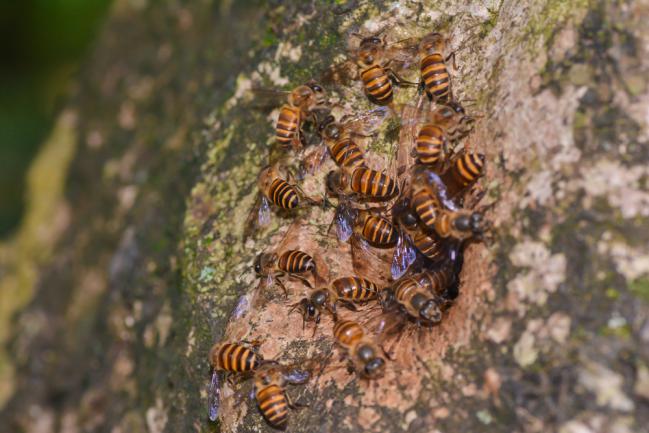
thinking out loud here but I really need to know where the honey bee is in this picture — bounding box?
[333,319,387,379]
[253,363,310,430]
[255,249,319,295]
[290,276,379,333]
[352,31,418,106]
[207,340,264,421]
[413,104,473,163]
[275,80,327,151]
[302,107,390,174]
[326,166,399,202]
[418,32,456,104]
[379,276,443,326]
[441,151,486,197]
[245,164,325,237]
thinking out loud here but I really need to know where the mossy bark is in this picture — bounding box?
[1,1,649,433]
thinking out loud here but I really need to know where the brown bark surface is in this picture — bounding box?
[1,1,648,433]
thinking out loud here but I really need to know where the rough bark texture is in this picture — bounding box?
[1,1,649,433]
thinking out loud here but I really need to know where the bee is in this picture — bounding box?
[350,28,418,106]
[441,151,486,197]
[302,107,390,174]
[326,166,399,202]
[411,230,447,262]
[433,209,484,241]
[418,32,456,104]
[415,267,457,299]
[253,363,310,430]
[275,80,327,151]
[333,319,387,379]
[245,164,324,237]
[290,276,379,333]
[255,249,319,295]
[207,341,264,421]
[379,276,442,326]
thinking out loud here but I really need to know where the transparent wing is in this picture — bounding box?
[230,294,251,320]
[302,144,330,175]
[319,60,357,87]
[243,87,291,110]
[283,368,311,385]
[258,195,271,226]
[336,202,358,242]
[385,37,420,68]
[390,232,417,280]
[339,106,392,136]
[208,370,221,422]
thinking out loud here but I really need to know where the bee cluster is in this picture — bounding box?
[207,29,488,431]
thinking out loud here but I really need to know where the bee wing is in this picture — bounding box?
[390,232,417,280]
[302,144,330,175]
[283,368,311,385]
[243,194,267,240]
[244,87,291,110]
[319,60,357,87]
[385,37,420,68]
[420,169,458,211]
[208,370,221,421]
[330,202,357,242]
[341,106,392,136]
[258,195,271,226]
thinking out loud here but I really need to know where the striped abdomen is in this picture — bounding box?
[256,384,288,429]
[360,65,393,104]
[209,342,261,372]
[275,105,300,148]
[329,138,366,169]
[420,53,451,102]
[393,277,419,305]
[413,231,446,261]
[415,124,445,164]
[350,167,398,199]
[411,188,441,230]
[267,178,299,209]
[332,276,378,302]
[333,320,365,348]
[417,268,453,296]
[278,250,314,274]
[360,214,397,247]
[451,152,485,187]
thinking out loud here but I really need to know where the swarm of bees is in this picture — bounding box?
[207,28,491,430]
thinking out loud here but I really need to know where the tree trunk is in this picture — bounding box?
[1,1,648,433]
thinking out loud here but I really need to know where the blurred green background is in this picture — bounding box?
[0,0,112,238]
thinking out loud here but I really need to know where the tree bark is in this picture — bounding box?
[1,1,648,433]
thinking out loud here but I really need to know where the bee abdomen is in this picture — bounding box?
[278,250,314,273]
[268,178,299,209]
[421,53,450,102]
[330,139,366,169]
[332,276,378,301]
[418,268,453,296]
[210,343,260,372]
[333,320,365,348]
[257,385,288,429]
[361,65,393,104]
[275,105,300,147]
[411,189,440,229]
[413,231,446,261]
[351,168,398,198]
[415,124,445,164]
[361,216,397,246]
[452,152,485,186]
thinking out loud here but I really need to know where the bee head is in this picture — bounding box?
[420,299,442,324]
[453,212,483,235]
[363,357,386,379]
[254,252,276,275]
[358,37,382,65]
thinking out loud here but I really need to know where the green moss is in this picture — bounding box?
[629,278,649,303]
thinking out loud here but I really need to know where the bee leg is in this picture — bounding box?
[286,391,308,410]
[275,275,289,298]
[312,313,320,338]
[385,68,419,87]
[292,274,313,290]
[339,300,358,312]
[445,51,458,70]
